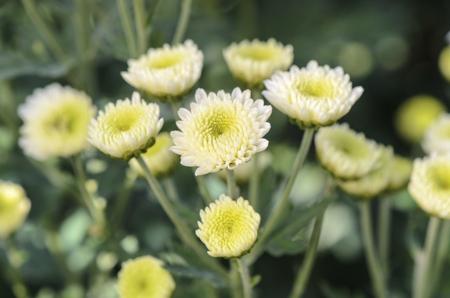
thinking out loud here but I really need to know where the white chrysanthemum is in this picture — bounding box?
[170,88,272,176]
[87,92,163,161]
[121,40,203,100]
[0,181,31,238]
[129,132,178,178]
[408,155,450,219]
[18,83,96,160]
[315,123,384,180]
[263,61,364,128]
[386,155,412,192]
[337,146,394,199]
[117,256,175,298]
[216,151,272,184]
[223,38,293,87]
[196,195,260,258]
[422,114,450,155]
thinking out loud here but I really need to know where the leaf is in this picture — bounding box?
[266,228,309,257]
[164,264,227,287]
[250,274,261,287]
[59,209,92,251]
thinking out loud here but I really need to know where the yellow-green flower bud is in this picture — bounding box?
[0,181,31,238]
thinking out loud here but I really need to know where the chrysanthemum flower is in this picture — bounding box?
[395,95,446,143]
[129,132,178,178]
[409,155,450,219]
[18,83,96,160]
[263,61,363,128]
[223,38,293,87]
[196,195,260,258]
[170,88,272,176]
[386,155,412,192]
[439,45,450,83]
[117,256,175,298]
[0,181,31,238]
[87,92,163,161]
[422,114,450,155]
[315,123,383,180]
[337,146,394,199]
[216,151,272,184]
[121,40,203,101]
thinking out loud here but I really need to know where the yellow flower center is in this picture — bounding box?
[331,131,372,159]
[102,106,145,135]
[237,46,276,61]
[296,77,336,98]
[198,107,239,141]
[147,53,185,69]
[41,101,88,137]
[429,163,450,191]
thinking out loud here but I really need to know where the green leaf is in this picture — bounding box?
[59,209,92,251]
[164,264,227,287]
[250,274,262,287]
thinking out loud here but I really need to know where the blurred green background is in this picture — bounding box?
[1,0,450,297]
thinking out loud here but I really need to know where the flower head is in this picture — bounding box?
[408,155,450,219]
[422,114,450,155]
[395,95,446,143]
[121,40,203,101]
[117,256,175,298]
[337,145,394,199]
[129,132,178,178]
[315,123,383,180]
[263,61,363,129]
[87,92,163,161]
[0,181,31,238]
[223,38,293,87]
[196,195,260,258]
[386,155,412,192]
[216,151,272,184]
[439,45,450,83]
[18,83,96,160]
[170,88,272,176]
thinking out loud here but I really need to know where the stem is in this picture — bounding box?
[430,220,450,296]
[235,258,252,298]
[377,196,391,276]
[133,0,147,55]
[117,0,138,58]
[172,0,192,45]
[289,211,325,298]
[21,0,67,62]
[170,100,181,121]
[4,238,29,298]
[360,201,386,298]
[413,216,441,298]
[248,154,259,210]
[195,174,214,204]
[227,169,237,199]
[71,155,105,227]
[230,262,243,298]
[136,155,228,278]
[246,128,314,265]
[163,177,180,202]
[110,171,138,230]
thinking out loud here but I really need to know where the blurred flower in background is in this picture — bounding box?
[386,155,412,192]
[422,114,450,155]
[439,45,450,83]
[18,83,96,160]
[0,181,31,238]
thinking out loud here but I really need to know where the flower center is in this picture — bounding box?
[148,52,185,69]
[200,108,237,139]
[237,47,276,61]
[332,132,371,159]
[103,107,144,135]
[212,207,248,243]
[429,164,450,191]
[296,77,336,98]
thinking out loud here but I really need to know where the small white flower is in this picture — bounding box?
[196,195,261,258]
[315,123,384,180]
[223,38,293,87]
[0,181,31,238]
[422,114,450,155]
[121,40,203,100]
[87,92,163,161]
[170,88,272,176]
[18,83,96,160]
[409,155,450,219]
[263,61,363,128]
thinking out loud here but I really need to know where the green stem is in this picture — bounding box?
[230,262,243,298]
[248,153,259,210]
[234,258,252,298]
[430,220,450,296]
[71,155,105,227]
[172,0,192,45]
[163,177,180,202]
[289,211,325,298]
[195,174,214,204]
[21,0,67,62]
[117,0,138,58]
[110,171,138,230]
[170,100,181,121]
[133,0,147,55]
[360,201,386,298]
[227,169,237,199]
[4,238,29,298]
[413,216,441,298]
[246,128,315,265]
[377,196,391,277]
[136,155,228,278]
